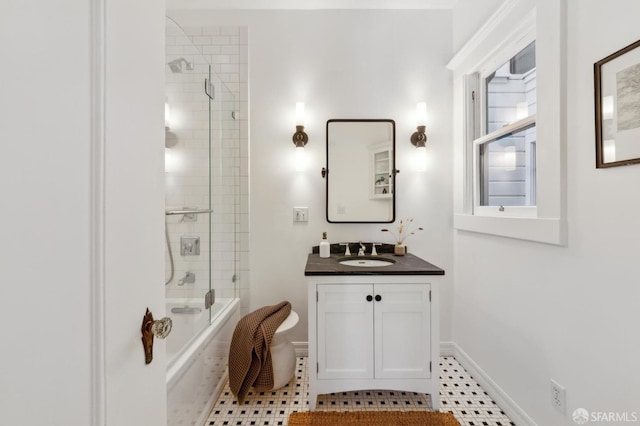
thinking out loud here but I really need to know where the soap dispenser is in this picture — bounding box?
[319,232,330,258]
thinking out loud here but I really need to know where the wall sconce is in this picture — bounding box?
[411,102,427,172]
[292,102,308,172]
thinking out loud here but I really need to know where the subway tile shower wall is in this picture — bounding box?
[166,25,249,313]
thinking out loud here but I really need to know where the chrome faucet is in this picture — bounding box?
[340,243,351,256]
[177,271,196,286]
[358,242,366,256]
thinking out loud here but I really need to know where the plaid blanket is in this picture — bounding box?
[228,301,292,403]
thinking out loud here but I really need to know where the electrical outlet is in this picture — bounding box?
[293,207,309,222]
[551,379,566,414]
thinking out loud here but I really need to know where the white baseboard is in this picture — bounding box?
[293,341,308,357]
[440,341,455,357]
[448,342,536,426]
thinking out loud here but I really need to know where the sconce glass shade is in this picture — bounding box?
[295,102,305,126]
[412,102,428,172]
[293,101,308,171]
[416,102,427,127]
[165,101,171,129]
[295,145,307,172]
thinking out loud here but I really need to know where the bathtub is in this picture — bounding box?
[167,298,240,426]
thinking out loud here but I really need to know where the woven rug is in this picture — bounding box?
[288,411,460,426]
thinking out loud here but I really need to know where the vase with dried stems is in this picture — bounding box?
[381,217,423,256]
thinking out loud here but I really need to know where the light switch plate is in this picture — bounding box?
[293,207,309,222]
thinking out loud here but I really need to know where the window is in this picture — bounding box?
[448,0,565,245]
[473,41,537,217]
[478,119,536,206]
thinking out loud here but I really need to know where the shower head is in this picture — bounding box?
[168,58,194,73]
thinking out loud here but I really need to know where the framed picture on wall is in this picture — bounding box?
[595,38,640,168]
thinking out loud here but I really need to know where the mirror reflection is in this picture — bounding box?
[326,119,395,223]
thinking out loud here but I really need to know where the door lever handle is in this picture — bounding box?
[141,308,172,365]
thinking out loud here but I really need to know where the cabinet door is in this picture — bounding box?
[374,284,431,379]
[317,284,374,379]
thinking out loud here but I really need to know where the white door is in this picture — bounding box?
[374,284,431,379]
[317,284,374,379]
[103,0,168,424]
[0,1,167,425]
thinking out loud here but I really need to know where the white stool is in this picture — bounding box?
[270,310,299,389]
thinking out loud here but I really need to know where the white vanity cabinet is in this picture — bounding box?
[307,274,441,411]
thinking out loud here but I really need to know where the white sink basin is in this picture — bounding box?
[339,257,395,267]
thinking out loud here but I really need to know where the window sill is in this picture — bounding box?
[454,214,565,246]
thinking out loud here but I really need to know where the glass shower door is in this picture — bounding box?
[207,67,239,323]
[164,18,213,365]
[164,17,239,365]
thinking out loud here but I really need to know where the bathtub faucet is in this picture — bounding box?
[178,271,196,286]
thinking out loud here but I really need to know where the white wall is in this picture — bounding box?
[168,9,455,344]
[452,0,640,424]
[452,0,504,53]
[0,1,93,423]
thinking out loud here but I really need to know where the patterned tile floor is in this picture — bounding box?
[206,356,514,426]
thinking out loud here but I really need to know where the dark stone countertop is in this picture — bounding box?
[304,252,445,276]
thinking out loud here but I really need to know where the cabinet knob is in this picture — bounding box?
[366,295,373,302]
[375,295,382,302]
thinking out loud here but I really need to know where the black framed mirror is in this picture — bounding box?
[325,119,396,223]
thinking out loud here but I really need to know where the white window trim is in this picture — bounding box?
[447,0,566,245]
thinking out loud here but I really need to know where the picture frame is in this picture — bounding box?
[594,39,640,168]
